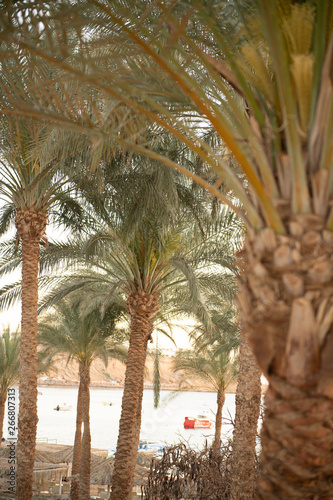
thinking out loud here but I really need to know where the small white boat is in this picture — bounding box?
[54,404,72,411]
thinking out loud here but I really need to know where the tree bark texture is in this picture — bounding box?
[212,388,225,455]
[70,373,83,500]
[130,321,154,476]
[259,377,333,499]
[237,219,333,498]
[110,290,159,500]
[15,208,47,500]
[229,331,261,500]
[79,364,91,500]
[0,391,6,442]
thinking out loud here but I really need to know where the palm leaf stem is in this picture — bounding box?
[258,0,310,214]
[0,8,284,232]
[99,5,285,231]
[310,1,329,129]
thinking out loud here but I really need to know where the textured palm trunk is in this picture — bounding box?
[110,290,159,500]
[70,373,83,500]
[0,390,6,443]
[129,343,148,481]
[237,220,333,497]
[79,363,91,500]
[130,321,154,475]
[15,208,47,500]
[229,331,261,500]
[212,388,225,455]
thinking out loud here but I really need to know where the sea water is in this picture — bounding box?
[5,387,236,453]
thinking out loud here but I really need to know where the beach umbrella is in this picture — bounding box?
[53,446,75,464]
[90,457,149,489]
[32,463,69,484]
[90,457,114,486]
[53,446,107,465]
[0,447,61,464]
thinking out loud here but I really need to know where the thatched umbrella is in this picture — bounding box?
[0,455,69,494]
[133,465,150,487]
[34,451,62,464]
[0,446,62,464]
[53,445,107,465]
[0,457,13,475]
[52,446,75,464]
[32,462,69,483]
[90,457,114,486]
[90,456,149,490]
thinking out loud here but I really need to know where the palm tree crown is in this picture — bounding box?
[38,299,126,369]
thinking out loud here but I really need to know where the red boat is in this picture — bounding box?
[183,416,212,429]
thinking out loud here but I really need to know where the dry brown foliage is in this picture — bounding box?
[142,442,235,500]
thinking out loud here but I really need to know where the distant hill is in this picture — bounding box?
[38,353,238,393]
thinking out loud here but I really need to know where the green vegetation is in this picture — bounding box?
[38,299,126,500]
[0,326,19,442]
[173,345,238,453]
[0,0,331,498]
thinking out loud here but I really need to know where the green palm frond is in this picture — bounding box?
[173,345,238,393]
[0,281,22,311]
[0,326,20,393]
[0,204,15,237]
[0,237,21,273]
[37,271,124,314]
[38,298,126,368]
[2,0,332,231]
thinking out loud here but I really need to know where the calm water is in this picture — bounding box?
[5,387,236,453]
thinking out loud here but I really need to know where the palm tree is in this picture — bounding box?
[181,286,241,453]
[159,203,261,496]
[173,345,238,454]
[0,118,63,499]
[0,115,92,499]
[40,220,203,500]
[187,280,261,499]
[116,4,333,493]
[2,128,216,499]
[3,1,333,495]
[38,298,126,500]
[37,192,229,500]
[0,326,20,443]
[65,4,333,497]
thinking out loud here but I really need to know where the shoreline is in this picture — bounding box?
[38,381,231,393]
[38,381,268,394]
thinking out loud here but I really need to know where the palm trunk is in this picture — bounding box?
[131,321,154,475]
[79,363,91,500]
[16,208,47,500]
[229,331,261,500]
[110,291,159,500]
[236,222,333,497]
[0,390,6,443]
[70,373,84,500]
[130,332,150,477]
[212,388,225,455]
[258,378,333,499]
